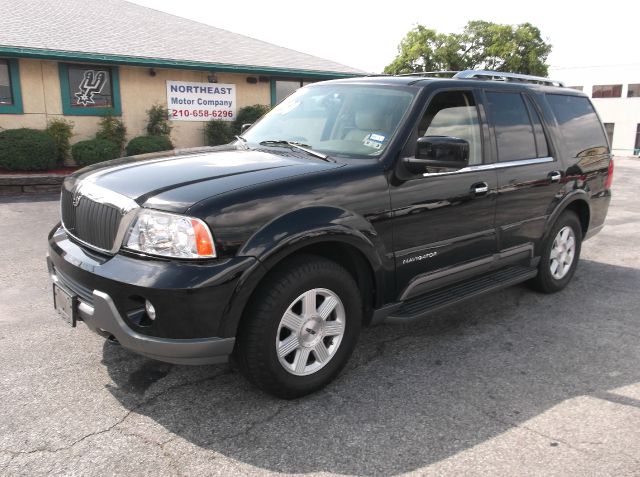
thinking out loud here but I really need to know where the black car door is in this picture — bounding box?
[483,90,564,252]
[389,88,498,300]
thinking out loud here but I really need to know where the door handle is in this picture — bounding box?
[471,182,489,195]
[549,171,562,182]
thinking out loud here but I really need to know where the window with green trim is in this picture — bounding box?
[0,59,23,114]
[271,78,317,105]
[59,63,121,116]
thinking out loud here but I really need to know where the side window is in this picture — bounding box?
[418,91,482,165]
[486,92,537,162]
[0,59,23,114]
[524,95,549,157]
[546,94,608,157]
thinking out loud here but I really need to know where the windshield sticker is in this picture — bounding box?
[363,133,386,149]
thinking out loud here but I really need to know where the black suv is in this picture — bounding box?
[48,70,613,398]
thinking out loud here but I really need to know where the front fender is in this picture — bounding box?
[218,206,392,337]
[238,205,385,267]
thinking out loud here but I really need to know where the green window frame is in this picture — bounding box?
[270,78,317,106]
[0,59,24,114]
[58,63,122,116]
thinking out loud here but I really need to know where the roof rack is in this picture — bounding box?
[397,71,459,77]
[453,70,565,87]
[394,70,564,87]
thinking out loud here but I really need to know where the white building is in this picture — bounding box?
[550,64,640,156]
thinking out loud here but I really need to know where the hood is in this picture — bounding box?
[71,147,344,213]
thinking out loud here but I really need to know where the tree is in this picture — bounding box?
[384,21,552,76]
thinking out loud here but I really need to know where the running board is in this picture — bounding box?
[387,265,538,322]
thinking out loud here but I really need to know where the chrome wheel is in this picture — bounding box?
[550,226,576,280]
[276,288,346,376]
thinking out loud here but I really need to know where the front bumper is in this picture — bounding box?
[47,225,257,365]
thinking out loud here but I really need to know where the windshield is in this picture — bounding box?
[242,84,416,158]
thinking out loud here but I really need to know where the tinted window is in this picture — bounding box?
[66,64,114,109]
[0,60,12,105]
[486,92,537,162]
[592,84,622,98]
[418,91,482,165]
[524,96,549,158]
[628,84,640,98]
[546,94,608,157]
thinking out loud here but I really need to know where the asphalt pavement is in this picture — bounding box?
[1,158,639,476]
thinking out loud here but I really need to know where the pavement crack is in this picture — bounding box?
[224,403,286,440]
[0,369,232,461]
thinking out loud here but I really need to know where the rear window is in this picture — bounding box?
[546,94,608,157]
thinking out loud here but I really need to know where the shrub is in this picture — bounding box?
[233,104,270,134]
[0,128,57,171]
[71,138,120,167]
[96,115,127,153]
[46,118,74,164]
[146,104,172,136]
[125,135,173,156]
[205,120,234,146]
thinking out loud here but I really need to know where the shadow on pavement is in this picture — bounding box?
[101,259,640,475]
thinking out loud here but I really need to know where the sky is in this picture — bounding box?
[129,0,638,74]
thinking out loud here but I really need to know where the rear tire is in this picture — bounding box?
[235,254,362,399]
[528,211,582,293]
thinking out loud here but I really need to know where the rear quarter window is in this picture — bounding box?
[546,94,608,157]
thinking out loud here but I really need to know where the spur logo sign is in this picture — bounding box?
[75,70,108,106]
[166,81,236,121]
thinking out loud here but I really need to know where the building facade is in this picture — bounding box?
[0,0,361,150]
[550,64,640,156]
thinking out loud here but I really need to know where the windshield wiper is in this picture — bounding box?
[259,140,333,162]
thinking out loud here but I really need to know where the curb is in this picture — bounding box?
[0,146,220,196]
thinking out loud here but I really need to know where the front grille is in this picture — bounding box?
[54,266,95,306]
[61,188,123,251]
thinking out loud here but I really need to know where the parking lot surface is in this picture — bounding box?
[1,157,639,476]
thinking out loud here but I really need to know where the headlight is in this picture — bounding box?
[124,209,216,259]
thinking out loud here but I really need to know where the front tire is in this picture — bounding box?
[528,211,582,293]
[235,254,362,399]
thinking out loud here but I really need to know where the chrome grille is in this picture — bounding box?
[61,188,123,251]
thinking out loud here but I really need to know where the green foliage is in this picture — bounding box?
[125,135,173,156]
[45,118,74,164]
[0,128,57,171]
[205,120,234,146]
[146,104,172,136]
[96,115,127,152]
[71,138,120,167]
[384,21,552,76]
[233,104,270,134]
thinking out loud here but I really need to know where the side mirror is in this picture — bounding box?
[240,123,253,134]
[403,136,469,174]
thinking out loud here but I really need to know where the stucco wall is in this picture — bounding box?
[0,58,271,149]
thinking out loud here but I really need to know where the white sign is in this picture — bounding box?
[166,81,236,121]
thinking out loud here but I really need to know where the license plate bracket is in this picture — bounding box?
[53,283,77,327]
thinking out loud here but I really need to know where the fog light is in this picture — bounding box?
[145,300,156,320]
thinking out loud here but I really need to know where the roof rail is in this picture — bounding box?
[453,70,565,87]
[397,71,459,77]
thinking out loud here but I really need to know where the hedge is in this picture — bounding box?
[125,135,173,156]
[0,128,58,171]
[205,120,234,146]
[233,104,270,134]
[71,138,120,167]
